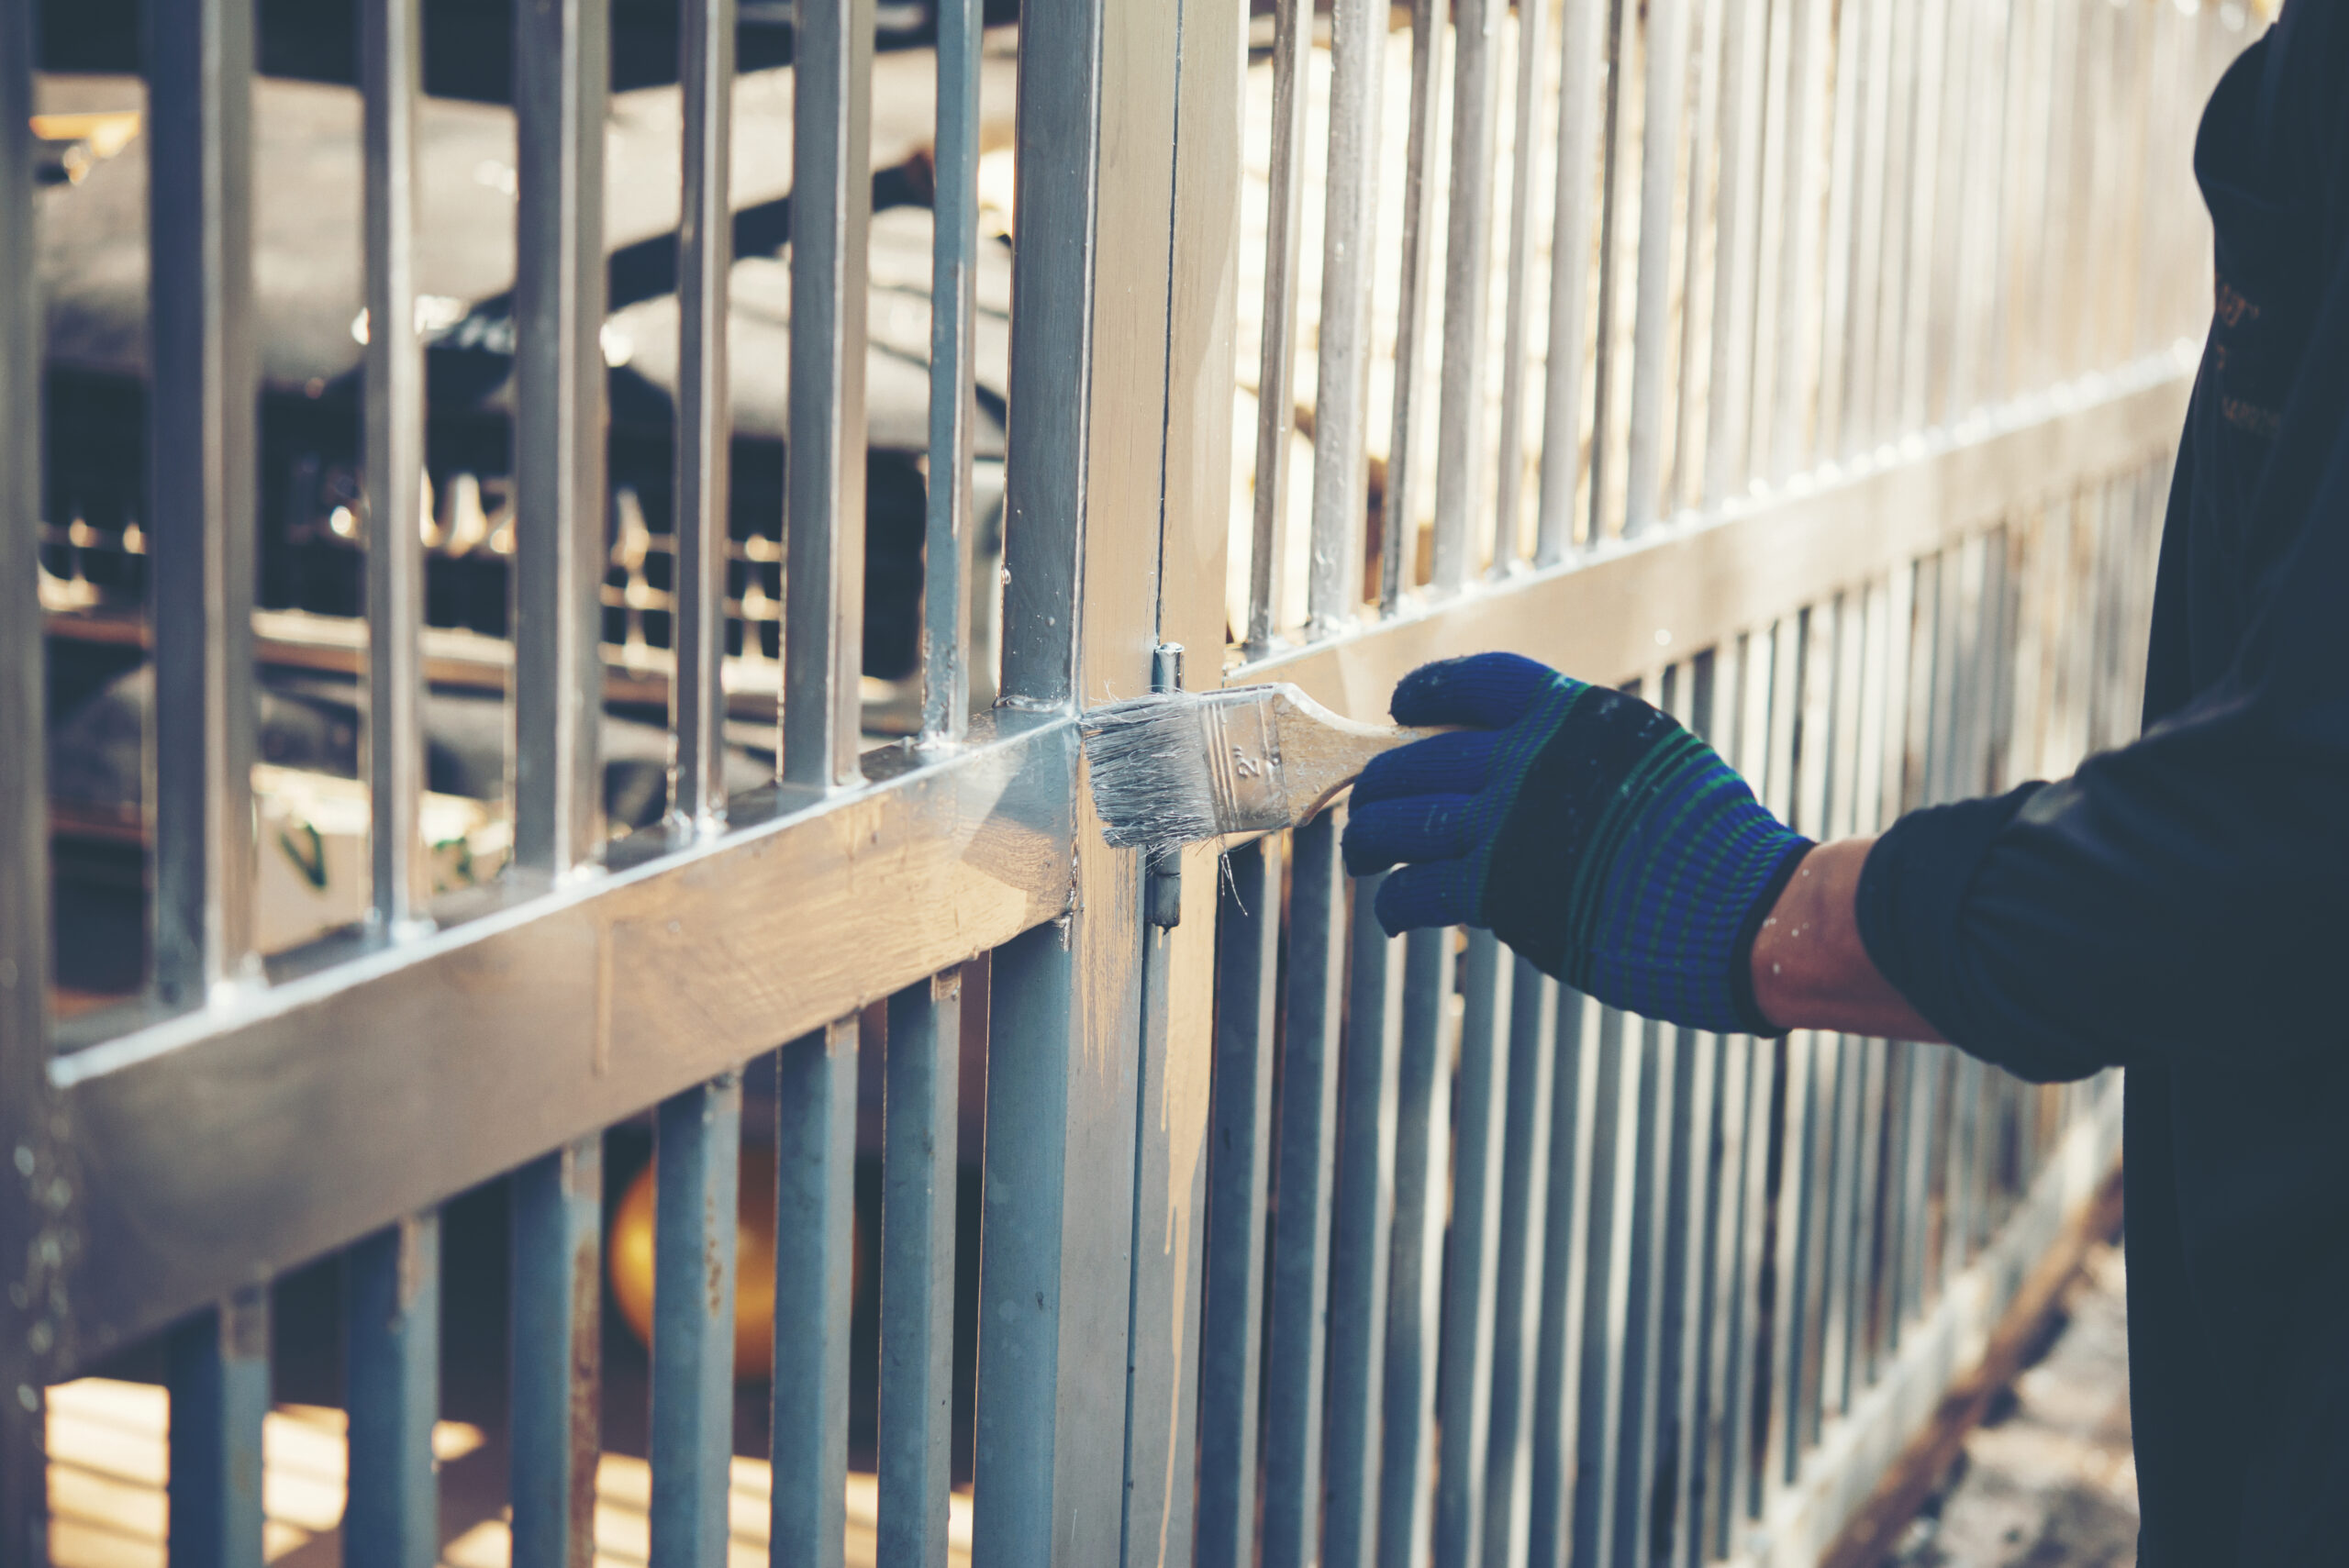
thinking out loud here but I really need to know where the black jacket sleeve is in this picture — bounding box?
[1854,5,2349,1083]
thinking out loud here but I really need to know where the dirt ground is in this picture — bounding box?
[1887,1241,2140,1568]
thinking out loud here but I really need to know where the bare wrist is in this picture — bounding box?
[1748,836,1943,1042]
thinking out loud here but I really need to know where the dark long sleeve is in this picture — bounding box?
[1854,1,2349,1084]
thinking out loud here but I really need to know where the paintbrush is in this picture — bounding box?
[1079,684,1448,860]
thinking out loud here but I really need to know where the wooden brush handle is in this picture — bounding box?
[1276,706,1455,822]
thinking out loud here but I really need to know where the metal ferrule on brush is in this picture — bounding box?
[1198,690,1294,838]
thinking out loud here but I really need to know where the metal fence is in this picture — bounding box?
[0,0,2236,1562]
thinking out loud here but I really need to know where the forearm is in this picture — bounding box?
[1749,837,1945,1042]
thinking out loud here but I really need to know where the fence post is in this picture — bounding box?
[974,0,1185,1558]
[1119,0,1242,1553]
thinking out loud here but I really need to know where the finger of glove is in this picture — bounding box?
[1351,728,1499,808]
[1341,795,1480,876]
[1389,651,1564,729]
[1373,861,1476,936]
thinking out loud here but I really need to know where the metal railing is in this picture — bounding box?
[0,0,2236,1563]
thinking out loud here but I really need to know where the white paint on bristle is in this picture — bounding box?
[1080,694,1222,860]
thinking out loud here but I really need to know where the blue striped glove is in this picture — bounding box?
[1340,652,1810,1033]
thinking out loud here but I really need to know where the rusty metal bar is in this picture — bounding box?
[651,1071,742,1562]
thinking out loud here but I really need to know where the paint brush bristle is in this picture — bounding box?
[1081,684,1432,860]
[1079,693,1225,860]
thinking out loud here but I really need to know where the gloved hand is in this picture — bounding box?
[1340,651,1811,1033]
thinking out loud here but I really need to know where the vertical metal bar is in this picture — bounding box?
[1785,606,1840,1462]
[510,1136,602,1568]
[347,1216,440,1568]
[1377,926,1457,1568]
[1379,0,1453,608]
[1479,961,1557,1568]
[1307,0,1387,628]
[1653,1019,1712,1568]
[1196,838,1281,1568]
[1536,0,1611,562]
[1816,590,1868,1424]
[979,0,1176,1540]
[785,0,872,788]
[1488,0,1549,574]
[883,974,962,1568]
[0,0,49,1546]
[1246,0,1312,648]
[1323,879,1407,1568]
[1262,816,1348,1568]
[974,905,1147,1568]
[1568,1006,1636,1567]
[1647,665,1709,1567]
[1701,0,1765,505]
[512,0,609,874]
[1848,573,1896,1388]
[773,1019,858,1565]
[1895,0,1948,433]
[1869,0,1919,442]
[1525,990,1597,1568]
[364,0,427,923]
[1667,0,1725,517]
[1842,0,1894,454]
[1960,0,2015,415]
[1121,0,1240,1542]
[1675,648,1731,1568]
[1430,0,1508,592]
[1920,0,1972,426]
[1584,0,1637,540]
[651,1072,742,1563]
[996,0,1101,711]
[1811,0,1870,464]
[923,0,984,740]
[149,0,258,1003]
[1693,1028,1750,1564]
[508,0,609,1551]
[1766,0,1830,482]
[1607,1010,1677,1568]
[1622,0,1690,535]
[672,0,736,824]
[167,1286,271,1567]
[1740,0,1794,484]
[2009,0,2057,398]
[151,1,265,1529]
[1848,1037,1889,1391]
[1759,631,1812,1498]
[1431,932,1513,1568]
[1816,1032,1859,1429]
[1729,1044,1779,1527]
[1722,629,1781,1529]
[1943,1054,1980,1286]
[1783,1029,1832,1464]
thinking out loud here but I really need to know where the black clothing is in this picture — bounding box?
[1854,5,2349,1562]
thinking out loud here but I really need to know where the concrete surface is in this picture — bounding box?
[1888,1241,2139,1568]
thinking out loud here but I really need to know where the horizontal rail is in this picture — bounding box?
[42,713,1074,1364]
[1240,351,2192,706]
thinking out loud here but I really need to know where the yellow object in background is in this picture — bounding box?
[610,1147,861,1382]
